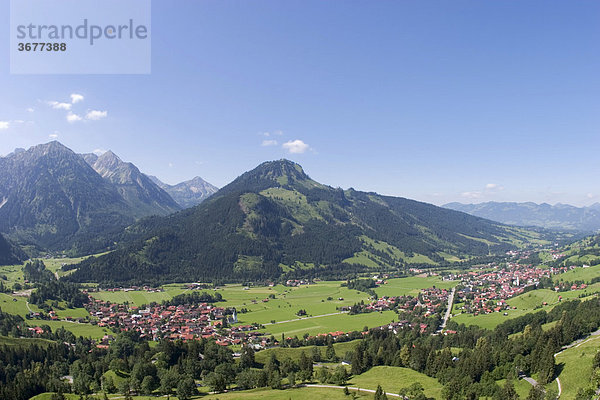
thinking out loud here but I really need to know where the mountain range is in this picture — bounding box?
[444,202,600,232]
[148,175,218,208]
[67,159,553,285]
[0,142,216,255]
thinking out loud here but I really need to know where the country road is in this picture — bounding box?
[551,328,600,398]
[436,287,456,333]
[304,384,400,397]
[263,311,348,326]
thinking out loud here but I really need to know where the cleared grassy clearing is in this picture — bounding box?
[348,365,443,398]
[554,333,600,399]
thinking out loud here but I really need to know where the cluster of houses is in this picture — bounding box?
[453,262,589,315]
[84,298,269,347]
[284,279,311,287]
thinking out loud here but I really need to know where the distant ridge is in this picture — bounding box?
[86,150,181,217]
[444,201,600,231]
[148,175,218,208]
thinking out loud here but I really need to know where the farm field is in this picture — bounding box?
[262,310,397,337]
[217,282,369,325]
[375,276,456,298]
[554,332,600,399]
[452,286,600,330]
[0,292,39,317]
[348,365,443,398]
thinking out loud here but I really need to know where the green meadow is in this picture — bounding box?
[0,292,40,317]
[264,310,397,337]
[348,365,443,398]
[554,333,600,399]
[554,264,600,284]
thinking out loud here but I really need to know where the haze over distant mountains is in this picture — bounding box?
[148,175,218,208]
[68,159,554,285]
[444,201,600,232]
[0,141,216,254]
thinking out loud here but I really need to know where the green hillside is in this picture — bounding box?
[67,160,554,285]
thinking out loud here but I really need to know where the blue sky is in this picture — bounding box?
[1,1,599,206]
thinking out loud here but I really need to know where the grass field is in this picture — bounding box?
[348,366,443,398]
[0,292,40,317]
[554,264,600,284]
[375,276,456,298]
[263,310,397,337]
[496,378,535,399]
[452,286,600,330]
[554,333,600,399]
[217,282,369,324]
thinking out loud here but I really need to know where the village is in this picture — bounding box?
[451,260,589,316]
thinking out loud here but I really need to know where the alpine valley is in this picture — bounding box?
[67,158,556,285]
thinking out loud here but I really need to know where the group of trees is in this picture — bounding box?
[29,280,88,309]
[162,291,223,306]
[22,259,55,283]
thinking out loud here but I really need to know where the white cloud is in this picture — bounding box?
[168,162,174,168]
[461,191,483,199]
[485,183,504,191]
[66,113,82,123]
[92,148,106,156]
[0,121,9,130]
[27,107,34,113]
[49,133,59,139]
[282,139,310,154]
[48,101,72,111]
[85,110,107,120]
[587,193,595,199]
[261,139,278,147]
[70,93,84,104]
[262,130,284,137]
